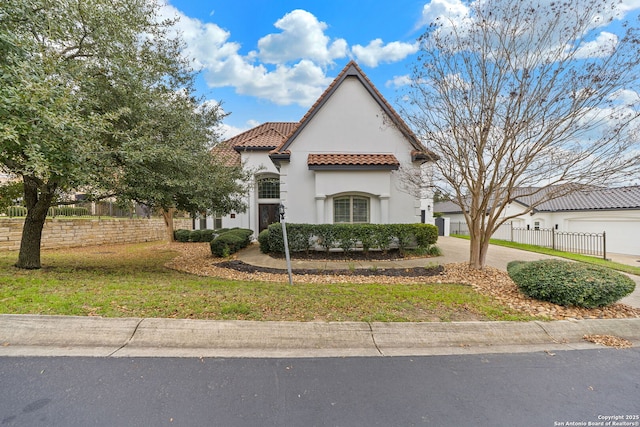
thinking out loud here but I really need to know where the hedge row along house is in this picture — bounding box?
[203,61,438,235]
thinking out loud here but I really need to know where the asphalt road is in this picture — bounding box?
[1,349,639,427]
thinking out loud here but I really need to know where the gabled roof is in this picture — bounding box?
[211,122,297,166]
[434,185,640,214]
[269,61,437,162]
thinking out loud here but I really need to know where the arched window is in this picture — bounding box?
[334,195,369,223]
[257,176,280,199]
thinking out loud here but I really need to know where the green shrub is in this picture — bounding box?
[258,229,271,253]
[188,230,203,242]
[174,229,191,242]
[507,260,636,308]
[414,223,438,248]
[354,224,376,254]
[265,223,285,253]
[371,225,393,252]
[286,223,314,253]
[314,224,338,253]
[261,223,439,256]
[200,229,217,242]
[210,228,253,257]
[333,224,358,253]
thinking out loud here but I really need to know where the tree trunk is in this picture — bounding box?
[468,230,491,270]
[162,207,176,242]
[16,177,56,269]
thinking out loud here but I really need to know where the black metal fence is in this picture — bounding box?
[451,222,607,259]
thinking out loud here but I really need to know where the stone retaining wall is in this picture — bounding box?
[0,218,192,251]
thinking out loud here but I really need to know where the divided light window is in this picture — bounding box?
[334,196,369,223]
[258,177,280,199]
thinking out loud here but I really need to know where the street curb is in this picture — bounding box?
[1,315,639,358]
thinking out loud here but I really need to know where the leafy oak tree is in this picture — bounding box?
[0,0,247,269]
[405,0,640,269]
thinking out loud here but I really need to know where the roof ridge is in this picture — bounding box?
[270,61,436,160]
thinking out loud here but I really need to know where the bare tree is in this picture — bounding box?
[404,0,640,269]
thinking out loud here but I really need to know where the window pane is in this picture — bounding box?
[334,198,351,223]
[352,197,369,223]
[258,178,280,199]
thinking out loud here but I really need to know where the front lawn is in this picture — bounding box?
[0,242,532,322]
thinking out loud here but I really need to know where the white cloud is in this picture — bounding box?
[160,5,337,107]
[352,39,418,67]
[256,10,347,65]
[417,0,469,29]
[574,32,618,59]
[217,122,247,140]
[386,74,412,88]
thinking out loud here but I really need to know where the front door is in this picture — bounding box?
[259,204,280,232]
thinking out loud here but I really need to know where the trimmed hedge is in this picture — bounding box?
[210,228,253,257]
[175,229,226,243]
[189,229,217,242]
[507,260,635,308]
[174,229,192,242]
[260,223,438,255]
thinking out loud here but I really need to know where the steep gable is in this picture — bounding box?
[270,61,436,163]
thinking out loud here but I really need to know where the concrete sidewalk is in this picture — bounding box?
[1,315,639,358]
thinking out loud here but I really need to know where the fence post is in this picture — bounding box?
[552,228,556,251]
[602,231,606,260]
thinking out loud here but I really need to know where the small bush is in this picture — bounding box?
[507,260,636,308]
[258,229,271,253]
[210,228,253,257]
[174,229,191,242]
[414,223,438,248]
[200,229,217,242]
[188,229,218,242]
[188,230,203,242]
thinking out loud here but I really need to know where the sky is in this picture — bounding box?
[161,0,640,140]
[162,0,430,139]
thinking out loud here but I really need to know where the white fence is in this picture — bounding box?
[450,222,606,259]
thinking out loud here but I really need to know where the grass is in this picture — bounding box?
[0,242,533,322]
[451,234,640,276]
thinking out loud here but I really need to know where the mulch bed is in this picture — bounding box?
[216,260,444,277]
[269,249,414,261]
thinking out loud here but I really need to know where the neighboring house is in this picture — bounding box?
[434,186,640,255]
[205,61,437,234]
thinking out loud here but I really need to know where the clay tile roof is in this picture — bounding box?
[211,140,241,167]
[307,153,400,168]
[212,122,298,166]
[227,122,298,150]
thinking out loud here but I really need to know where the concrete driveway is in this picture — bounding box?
[435,236,560,270]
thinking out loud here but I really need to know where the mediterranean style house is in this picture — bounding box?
[203,61,437,235]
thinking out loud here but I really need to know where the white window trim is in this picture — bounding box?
[333,195,370,224]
